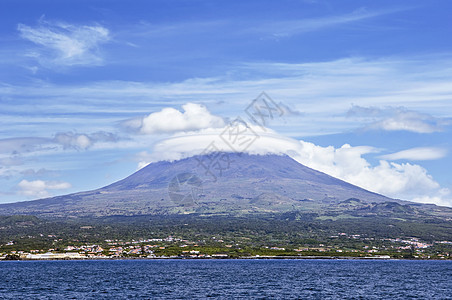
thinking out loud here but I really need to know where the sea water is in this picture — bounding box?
[0,259,451,299]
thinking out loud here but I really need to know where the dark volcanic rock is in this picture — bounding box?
[0,152,443,218]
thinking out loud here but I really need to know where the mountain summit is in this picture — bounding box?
[0,152,449,218]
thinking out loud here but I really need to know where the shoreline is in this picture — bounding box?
[1,256,450,261]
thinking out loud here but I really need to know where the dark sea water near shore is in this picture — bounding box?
[0,259,451,299]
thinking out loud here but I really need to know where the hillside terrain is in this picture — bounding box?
[1,153,450,221]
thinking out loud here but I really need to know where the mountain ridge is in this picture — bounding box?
[0,152,450,220]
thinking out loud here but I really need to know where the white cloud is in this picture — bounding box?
[0,132,119,157]
[411,188,452,207]
[139,123,451,207]
[3,55,452,138]
[54,133,91,150]
[379,147,448,161]
[18,179,71,198]
[142,122,302,161]
[53,131,119,150]
[18,20,110,67]
[123,103,226,134]
[2,55,452,204]
[372,111,443,133]
[348,105,448,133]
[246,7,406,38]
[0,137,50,154]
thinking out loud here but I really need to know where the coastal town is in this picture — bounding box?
[1,232,451,260]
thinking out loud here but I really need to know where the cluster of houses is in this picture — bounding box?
[25,252,84,259]
[384,237,433,249]
[331,232,441,250]
[1,234,450,260]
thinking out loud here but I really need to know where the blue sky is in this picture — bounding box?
[1,0,452,206]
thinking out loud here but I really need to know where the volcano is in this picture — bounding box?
[0,152,450,219]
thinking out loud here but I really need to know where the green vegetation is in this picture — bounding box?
[0,213,451,259]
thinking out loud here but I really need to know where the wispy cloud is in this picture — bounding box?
[2,55,452,138]
[0,131,120,155]
[379,147,448,161]
[17,179,71,199]
[246,7,407,38]
[125,20,228,39]
[372,111,446,133]
[0,131,123,186]
[0,137,50,154]
[348,105,449,133]
[54,131,120,150]
[18,19,110,67]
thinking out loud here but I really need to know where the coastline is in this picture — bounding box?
[2,256,450,261]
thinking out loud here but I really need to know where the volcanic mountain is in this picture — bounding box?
[0,153,450,219]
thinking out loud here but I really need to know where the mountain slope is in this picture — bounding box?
[0,153,450,219]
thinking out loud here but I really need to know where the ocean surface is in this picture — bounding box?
[0,259,451,299]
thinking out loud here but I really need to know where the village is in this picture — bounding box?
[1,233,451,260]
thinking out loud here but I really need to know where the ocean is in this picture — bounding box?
[0,259,451,299]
